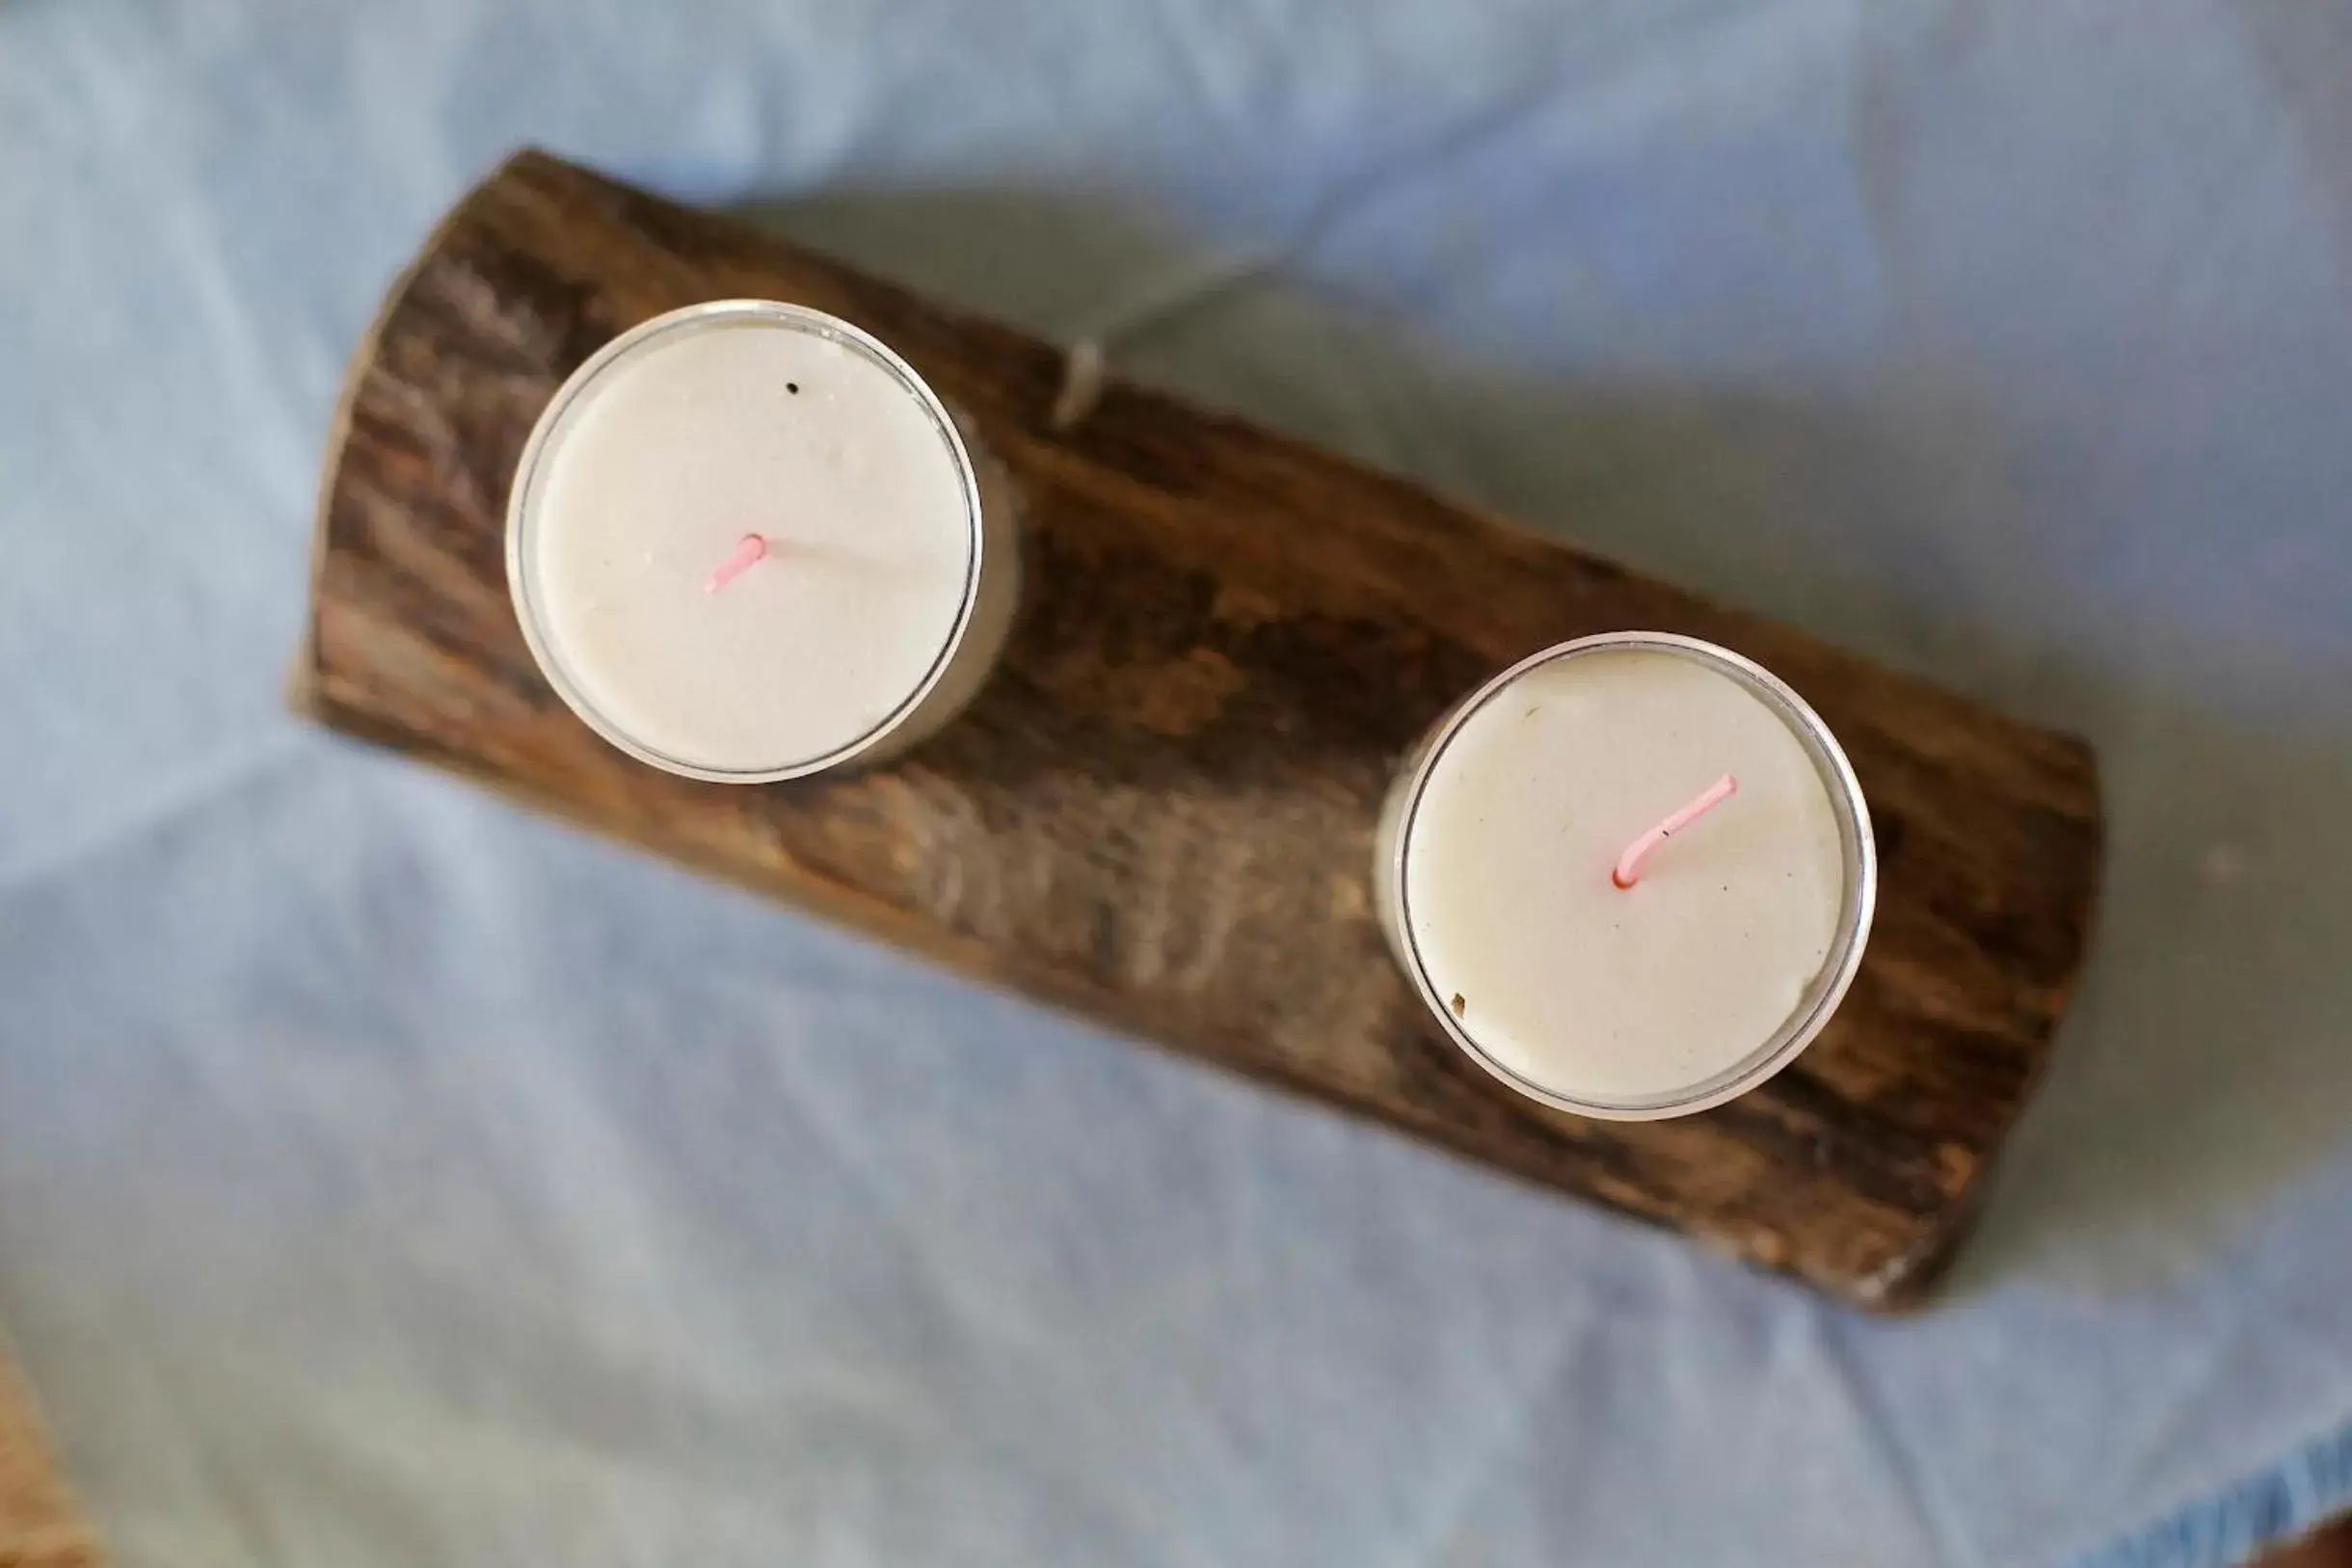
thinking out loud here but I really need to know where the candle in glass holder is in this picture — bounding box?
[506,300,1018,783]
[1375,632,1875,1120]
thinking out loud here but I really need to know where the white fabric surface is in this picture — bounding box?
[5,2,2352,1565]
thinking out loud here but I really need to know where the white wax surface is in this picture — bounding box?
[1402,650,1847,1104]
[527,317,973,774]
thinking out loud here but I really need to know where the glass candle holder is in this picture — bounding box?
[506,300,1019,783]
[1375,631,1876,1120]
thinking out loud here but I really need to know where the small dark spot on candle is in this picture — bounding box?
[1450,993,1466,1019]
[1524,705,1538,719]
[788,382,801,394]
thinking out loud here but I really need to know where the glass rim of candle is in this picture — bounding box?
[1382,631,1879,1122]
[504,298,992,783]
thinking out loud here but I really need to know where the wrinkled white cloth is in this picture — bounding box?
[5,3,2352,1565]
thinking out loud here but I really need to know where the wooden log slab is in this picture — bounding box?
[295,150,2103,1310]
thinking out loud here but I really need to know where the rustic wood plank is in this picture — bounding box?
[295,149,2103,1309]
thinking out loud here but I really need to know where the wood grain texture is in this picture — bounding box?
[296,150,2103,1309]
[0,1347,101,1568]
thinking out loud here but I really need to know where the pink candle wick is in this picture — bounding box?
[1611,773,1739,890]
[703,533,769,594]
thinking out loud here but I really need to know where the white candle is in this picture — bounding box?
[1376,633,1875,1120]
[506,300,1018,782]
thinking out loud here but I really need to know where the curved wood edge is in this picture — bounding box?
[0,1342,102,1568]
